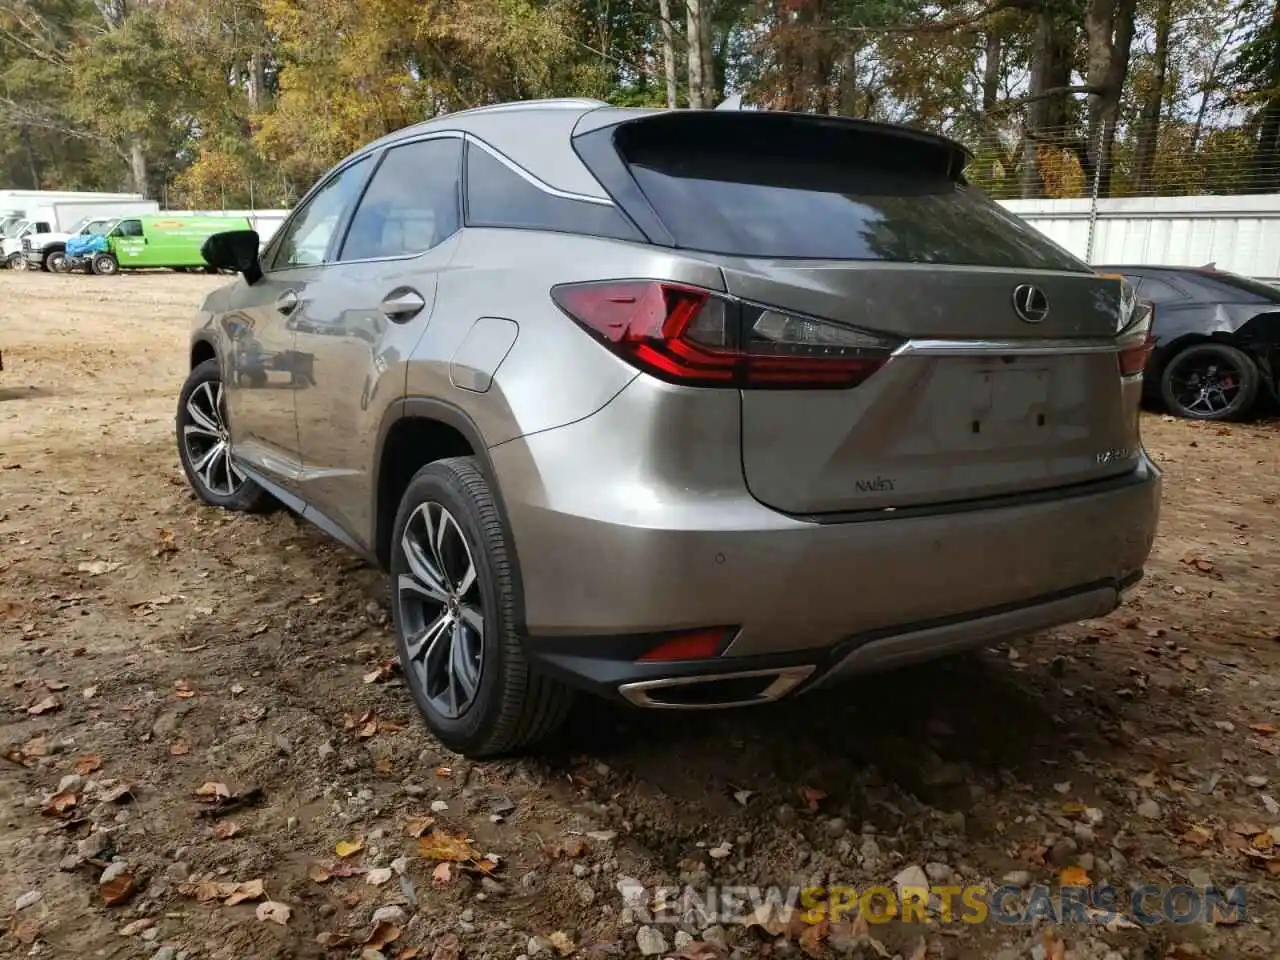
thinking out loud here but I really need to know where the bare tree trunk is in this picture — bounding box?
[982,31,1001,116]
[247,53,270,110]
[836,48,859,116]
[685,0,707,108]
[1084,0,1137,198]
[1021,10,1070,199]
[19,126,41,189]
[129,141,148,197]
[1250,0,1280,192]
[657,0,678,107]
[1189,7,1245,152]
[700,1,716,104]
[1132,0,1171,195]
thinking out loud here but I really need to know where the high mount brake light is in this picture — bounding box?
[550,280,899,389]
[1118,299,1155,378]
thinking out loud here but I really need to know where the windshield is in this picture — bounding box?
[84,219,115,236]
[67,217,92,234]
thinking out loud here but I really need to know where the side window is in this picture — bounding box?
[338,138,462,262]
[465,142,640,241]
[35,222,51,233]
[269,156,371,270]
[116,220,143,238]
[1132,276,1186,304]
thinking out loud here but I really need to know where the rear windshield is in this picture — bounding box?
[619,127,1083,270]
[1198,270,1280,302]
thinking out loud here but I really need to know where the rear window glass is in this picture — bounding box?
[621,134,1082,270]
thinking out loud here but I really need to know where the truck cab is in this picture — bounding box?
[2,219,53,269]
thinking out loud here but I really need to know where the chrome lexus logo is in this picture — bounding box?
[1012,284,1049,324]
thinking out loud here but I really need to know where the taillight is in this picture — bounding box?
[1117,299,1155,377]
[550,280,899,389]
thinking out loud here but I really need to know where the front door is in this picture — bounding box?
[222,155,374,488]
[111,218,146,266]
[292,136,465,546]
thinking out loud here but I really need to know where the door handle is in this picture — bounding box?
[275,290,299,315]
[380,288,426,322]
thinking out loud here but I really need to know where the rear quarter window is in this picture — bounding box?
[465,141,641,242]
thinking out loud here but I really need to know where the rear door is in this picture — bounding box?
[582,112,1141,514]
[291,135,464,543]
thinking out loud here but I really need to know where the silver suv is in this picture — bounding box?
[178,99,1161,758]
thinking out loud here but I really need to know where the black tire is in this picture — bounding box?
[6,252,25,271]
[92,252,119,276]
[175,358,273,512]
[43,249,67,273]
[391,457,572,757]
[1159,342,1260,421]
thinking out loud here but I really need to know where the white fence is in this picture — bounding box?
[999,195,1280,282]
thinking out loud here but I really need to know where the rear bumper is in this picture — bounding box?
[489,378,1161,704]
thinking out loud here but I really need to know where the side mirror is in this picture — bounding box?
[202,230,262,284]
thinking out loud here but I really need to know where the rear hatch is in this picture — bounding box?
[576,111,1143,514]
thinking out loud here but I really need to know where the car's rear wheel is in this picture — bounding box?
[92,252,119,276]
[391,457,572,758]
[1160,342,1260,421]
[176,359,273,512]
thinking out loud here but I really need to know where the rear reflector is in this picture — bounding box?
[551,280,900,389]
[636,627,732,662]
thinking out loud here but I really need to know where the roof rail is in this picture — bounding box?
[447,98,608,119]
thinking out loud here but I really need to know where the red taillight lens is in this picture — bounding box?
[1117,299,1155,377]
[551,280,898,389]
[636,627,732,662]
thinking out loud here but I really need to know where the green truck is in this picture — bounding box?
[90,214,252,275]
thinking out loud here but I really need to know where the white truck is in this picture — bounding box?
[13,199,160,271]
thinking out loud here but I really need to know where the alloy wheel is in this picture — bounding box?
[396,503,485,719]
[181,380,246,497]
[1169,356,1241,417]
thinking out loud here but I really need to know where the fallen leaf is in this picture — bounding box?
[194,782,231,802]
[308,865,333,884]
[668,941,729,960]
[170,740,190,756]
[153,527,178,557]
[256,901,291,925]
[100,784,133,804]
[547,930,576,956]
[432,862,453,885]
[82,686,98,700]
[1181,825,1215,848]
[42,790,78,817]
[343,890,363,907]
[9,917,40,945]
[800,786,827,812]
[365,920,402,949]
[374,757,393,775]
[1231,821,1266,837]
[1060,865,1092,886]
[405,815,436,837]
[430,933,461,960]
[316,932,355,949]
[336,839,365,859]
[738,900,792,937]
[436,766,452,777]
[44,679,69,692]
[21,736,49,757]
[174,679,196,699]
[101,870,138,906]
[74,755,103,776]
[366,867,393,886]
[1250,723,1276,736]
[357,712,378,738]
[214,821,241,840]
[27,696,61,716]
[799,918,827,957]
[418,830,481,863]
[225,879,266,906]
[78,560,120,576]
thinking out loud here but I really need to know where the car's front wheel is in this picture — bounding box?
[391,457,572,757]
[1160,342,1260,421]
[176,358,273,512]
[92,252,119,276]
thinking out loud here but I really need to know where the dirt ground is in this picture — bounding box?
[1,270,1278,960]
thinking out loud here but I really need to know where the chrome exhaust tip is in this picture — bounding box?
[617,666,815,710]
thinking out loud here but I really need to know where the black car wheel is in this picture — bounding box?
[92,252,119,276]
[391,457,572,757]
[176,359,274,511]
[1159,342,1260,421]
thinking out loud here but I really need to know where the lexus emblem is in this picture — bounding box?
[1012,284,1049,324]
